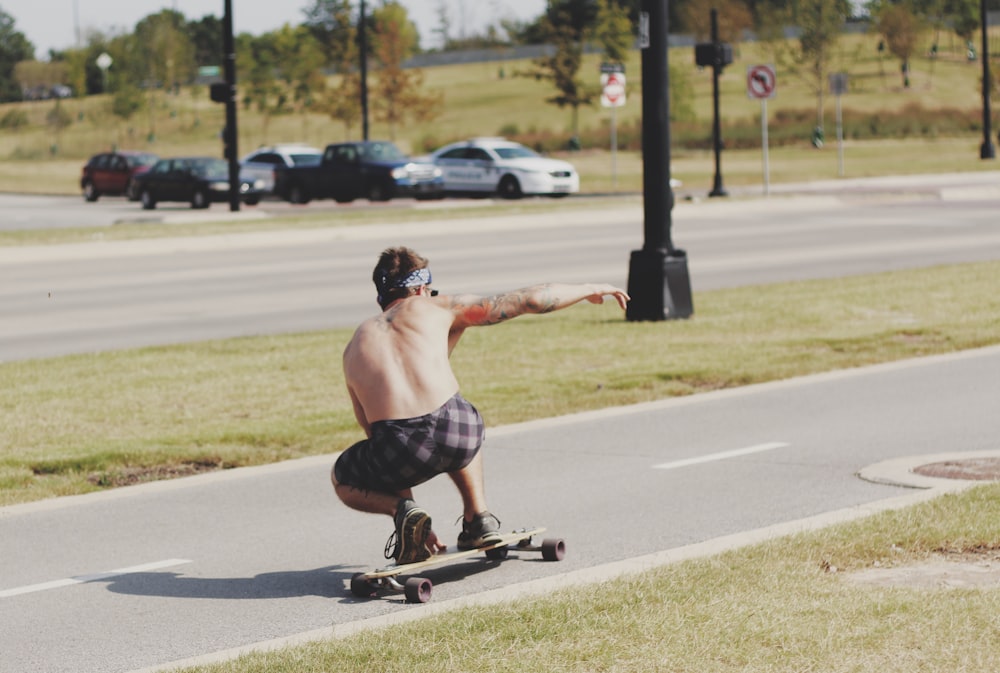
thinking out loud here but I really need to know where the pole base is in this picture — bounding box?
[981,142,996,160]
[626,249,694,321]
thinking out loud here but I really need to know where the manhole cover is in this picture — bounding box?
[913,457,1000,481]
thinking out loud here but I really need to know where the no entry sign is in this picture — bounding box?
[601,72,626,108]
[746,64,777,100]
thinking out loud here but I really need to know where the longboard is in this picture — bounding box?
[350,527,565,603]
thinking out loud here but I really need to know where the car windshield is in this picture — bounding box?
[128,154,158,168]
[492,145,539,160]
[290,153,322,166]
[190,158,228,179]
[359,142,405,161]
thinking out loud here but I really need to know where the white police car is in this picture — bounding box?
[427,138,579,199]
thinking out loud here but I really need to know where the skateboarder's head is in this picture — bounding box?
[373,246,433,309]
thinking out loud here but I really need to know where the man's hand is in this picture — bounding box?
[585,284,630,310]
[426,529,448,555]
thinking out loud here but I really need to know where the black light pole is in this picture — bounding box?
[360,0,370,140]
[222,0,240,211]
[708,8,728,196]
[981,0,995,159]
[626,0,694,321]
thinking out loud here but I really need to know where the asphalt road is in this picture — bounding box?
[4,177,1000,362]
[2,174,1000,672]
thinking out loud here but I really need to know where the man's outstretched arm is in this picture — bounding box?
[444,283,629,328]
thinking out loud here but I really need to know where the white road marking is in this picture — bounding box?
[0,558,192,598]
[653,442,790,471]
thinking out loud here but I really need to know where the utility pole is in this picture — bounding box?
[626,0,693,321]
[222,0,240,211]
[360,0,370,141]
[980,0,995,159]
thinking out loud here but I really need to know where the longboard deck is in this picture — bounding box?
[364,527,546,579]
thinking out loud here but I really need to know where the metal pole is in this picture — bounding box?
[981,0,995,159]
[626,0,694,321]
[223,0,240,211]
[360,0,370,141]
[708,8,728,197]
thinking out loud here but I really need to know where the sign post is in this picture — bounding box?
[600,63,626,190]
[746,64,776,195]
[829,72,848,177]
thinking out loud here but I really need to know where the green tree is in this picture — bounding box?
[682,0,754,43]
[369,2,442,140]
[302,0,355,70]
[593,0,633,64]
[523,0,597,145]
[0,7,35,101]
[877,4,920,87]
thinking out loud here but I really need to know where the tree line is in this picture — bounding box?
[1,0,997,138]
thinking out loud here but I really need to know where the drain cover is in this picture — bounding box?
[913,458,1000,481]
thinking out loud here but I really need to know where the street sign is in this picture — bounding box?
[829,72,848,96]
[601,72,626,108]
[746,64,777,100]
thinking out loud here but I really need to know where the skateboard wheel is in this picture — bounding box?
[485,545,510,561]
[541,538,566,562]
[350,572,378,598]
[404,576,433,603]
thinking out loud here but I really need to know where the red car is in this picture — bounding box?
[81,151,159,202]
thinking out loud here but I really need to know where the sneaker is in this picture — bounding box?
[384,499,432,565]
[457,511,503,550]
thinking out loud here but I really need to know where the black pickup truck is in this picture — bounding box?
[272,141,445,204]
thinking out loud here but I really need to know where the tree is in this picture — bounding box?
[0,8,35,101]
[766,0,850,130]
[522,0,597,144]
[369,2,442,140]
[302,0,355,70]
[682,0,754,43]
[877,4,919,87]
[593,0,633,64]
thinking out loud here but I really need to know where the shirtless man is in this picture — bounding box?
[332,247,629,564]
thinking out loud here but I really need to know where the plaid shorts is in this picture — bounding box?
[334,393,485,493]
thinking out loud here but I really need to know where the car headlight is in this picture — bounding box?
[391,166,409,180]
[209,181,229,192]
[432,166,443,178]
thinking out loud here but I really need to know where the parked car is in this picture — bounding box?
[426,138,579,199]
[81,150,159,202]
[240,144,323,196]
[273,140,444,204]
[133,157,260,210]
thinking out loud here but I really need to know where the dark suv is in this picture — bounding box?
[81,151,159,202]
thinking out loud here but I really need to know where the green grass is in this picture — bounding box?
[4,259,999,506]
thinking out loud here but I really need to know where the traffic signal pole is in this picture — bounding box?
[626,0,693,321]
[223,0,240,211]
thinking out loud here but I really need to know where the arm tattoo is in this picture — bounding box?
[455,284,557,326]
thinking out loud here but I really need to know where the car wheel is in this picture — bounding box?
[244,196,260,206]
[125,180,139,201]
[367,182,391,202]
[83,181,99,202]
[498,175,523,200]
[191,190,210,209]
[288,185,311,205]
[140,189,156,210]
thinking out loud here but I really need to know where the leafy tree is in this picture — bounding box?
[593,0,633,64]
[0,7,35,101]
[369,2,442,140]
[186,15,224,67]
[522,0,597,144]
[237,32,286,142]
[302,0,355,70]
[765,0,850,129]
[682,0,754,43]
[877,4,919,87]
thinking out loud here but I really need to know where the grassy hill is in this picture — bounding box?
[1,29,997,196]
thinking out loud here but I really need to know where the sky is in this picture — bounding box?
[2,0,548,61]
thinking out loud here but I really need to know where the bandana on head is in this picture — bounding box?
[376,267,432,304]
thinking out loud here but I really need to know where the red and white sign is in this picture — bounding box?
[746,64,777,100]
[601,72,626,108]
